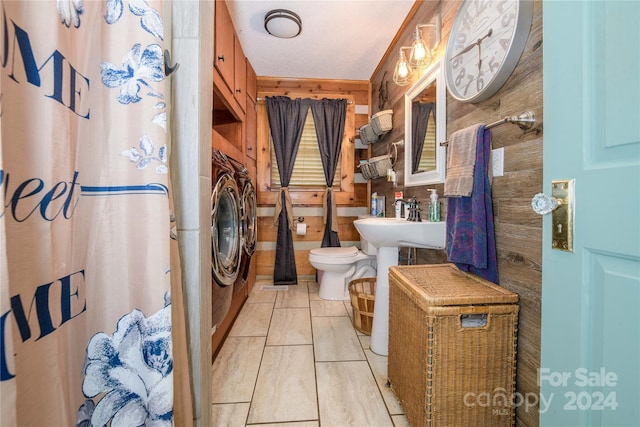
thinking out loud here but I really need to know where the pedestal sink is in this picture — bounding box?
[353,217,446,356]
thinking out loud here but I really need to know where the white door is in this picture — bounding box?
[541,1,639,425]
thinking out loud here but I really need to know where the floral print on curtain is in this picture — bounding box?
[78,299,173,426]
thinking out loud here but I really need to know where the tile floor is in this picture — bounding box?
[211,280,410,427]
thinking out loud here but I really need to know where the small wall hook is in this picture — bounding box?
[164,49,180,76]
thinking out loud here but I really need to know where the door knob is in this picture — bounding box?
[531,193,558,215]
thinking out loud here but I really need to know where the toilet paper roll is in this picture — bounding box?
[296,222,307,236]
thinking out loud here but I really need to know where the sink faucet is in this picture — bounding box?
[394,197,421,222]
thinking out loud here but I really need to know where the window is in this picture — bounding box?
[270,112,341,188]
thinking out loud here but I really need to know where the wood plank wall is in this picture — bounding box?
[254,78,370,278]
[369,1,543,426]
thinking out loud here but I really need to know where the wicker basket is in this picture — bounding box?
[371,109,393,135]
[358,154,392,180]
[359,159,377,180]
[388,264,519,427]
[348,278,376,335]
[359,123,379,144]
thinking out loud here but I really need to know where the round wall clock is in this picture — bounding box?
[444,0,533,103]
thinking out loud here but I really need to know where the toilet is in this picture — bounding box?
[309,234,377,301]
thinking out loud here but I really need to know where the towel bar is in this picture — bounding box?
[440,111,535,146]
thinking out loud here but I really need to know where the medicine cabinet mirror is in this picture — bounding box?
[404,60,446,186]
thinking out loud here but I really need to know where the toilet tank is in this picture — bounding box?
[357,215,377,255]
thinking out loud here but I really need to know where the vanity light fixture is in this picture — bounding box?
[394,16,442,86]
[393,47,414,86]
[264,9,302,39]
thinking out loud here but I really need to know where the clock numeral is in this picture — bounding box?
[455,33,468,47]
[501,12,515,28]
[488,56,500,72]
[499,38,510,51]
[462,75,475,96]
[455,68,467,86]
[477,75,485,92]
[476,0,490,16]
[461,10,475,28]
[452,56,463,70]
[495,0,507,14]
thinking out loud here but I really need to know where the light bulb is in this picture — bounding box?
[410,27,431,69]
[393,50,413,86]
[397,61,410,78]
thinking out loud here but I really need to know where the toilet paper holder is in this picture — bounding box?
[294,217,307,236]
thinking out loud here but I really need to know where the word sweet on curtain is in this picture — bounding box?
[266,96,346,284]
[0,1,191,425]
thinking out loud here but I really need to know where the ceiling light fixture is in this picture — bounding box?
[264,9,302,39]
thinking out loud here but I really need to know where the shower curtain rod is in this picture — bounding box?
[440,110,535,146]
[256,97,354,104]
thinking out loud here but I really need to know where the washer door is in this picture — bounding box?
[211,173,241,286]
[240,180,257,257]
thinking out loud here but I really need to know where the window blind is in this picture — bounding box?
[417,111,436,172]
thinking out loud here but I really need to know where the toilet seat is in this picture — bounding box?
[309,246,370,264]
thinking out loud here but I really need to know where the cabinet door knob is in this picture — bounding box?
[236,88,241,94]
[217,55,224,62]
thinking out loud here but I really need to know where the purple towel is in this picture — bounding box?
[446,125,499,284]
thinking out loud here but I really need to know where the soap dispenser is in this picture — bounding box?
[428,189,440,222]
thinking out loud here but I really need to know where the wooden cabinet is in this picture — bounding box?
[213,0,257,163]
[244,60,257,161]
[245,99,257,160]
[246,61,257,103]
[214,0,234,94]
[234,40,246,112]
[214,0,246,116]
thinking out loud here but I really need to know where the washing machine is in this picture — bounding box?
[227,156,257,294]
[211,149,242,329]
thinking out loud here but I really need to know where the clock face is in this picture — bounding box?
[444,0,533,103]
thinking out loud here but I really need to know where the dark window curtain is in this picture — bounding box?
[310,98,347,247]
[266,96,311,285]
[411,101,435,173]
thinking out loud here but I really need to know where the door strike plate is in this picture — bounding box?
[551,179,575,252]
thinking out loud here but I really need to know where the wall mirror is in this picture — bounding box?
[404,60,446,186]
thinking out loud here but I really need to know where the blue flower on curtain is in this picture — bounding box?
[105,0,124,24]
[101,43,164,105]
[152,102,167,130]
[105,0,164,40]
[57,0,84,28]
[78,300,173,426]
[121,134,168,174]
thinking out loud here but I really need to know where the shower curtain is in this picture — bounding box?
[0,1,192,425]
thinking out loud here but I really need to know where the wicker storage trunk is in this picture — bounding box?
[388,264,519,427]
